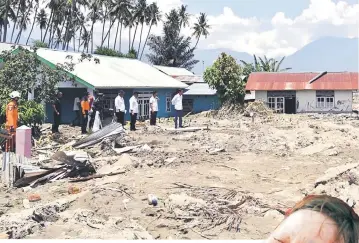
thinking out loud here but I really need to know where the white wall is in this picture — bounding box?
[255,91,267,102]
[57,80,87,89]
[296,90,352,113]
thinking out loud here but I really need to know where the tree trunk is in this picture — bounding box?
[78,27,82,52]
[26,5,38,45]
[40,29,43,42]
[2,0,10,42]
[90,21,95,53]
[140,23,152,60]
[62,17,70,50]
[107,19,114,48]
[100,20,115,46]
[113,19,120,50]
[10,1,21,43]
[16,2,34,44]
[131,23,138,50]
[100,8,107,47]
[128,27,131,52]
[194,37,200,49]
[119,21,123,53]
[137,22,144,59]
[43,10,53,42]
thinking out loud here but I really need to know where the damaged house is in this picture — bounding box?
[245,72,359,114]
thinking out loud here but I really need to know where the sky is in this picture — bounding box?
[26,0,359,58]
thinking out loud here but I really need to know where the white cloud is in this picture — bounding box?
[18,0,359,58]
[197,0,359,57]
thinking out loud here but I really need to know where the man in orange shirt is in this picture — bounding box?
[5,91,20,151]
[81,96,90,134]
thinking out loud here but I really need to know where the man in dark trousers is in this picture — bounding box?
[150,91,159,125]
[171,89,183,129]
[115,90,125,126]
[129,92,139,131]
[52,92,63,134]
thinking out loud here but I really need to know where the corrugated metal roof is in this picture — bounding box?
[154,65,194,76]
[35,49,188,89]
[183,83,217,96]
[246,72,359,91]
[173,75,204,83]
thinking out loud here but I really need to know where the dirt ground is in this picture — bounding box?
[1,102,359,239]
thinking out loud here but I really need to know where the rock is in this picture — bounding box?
[98,154,134,174]
[315,163,359,187]
[22,199,30,209]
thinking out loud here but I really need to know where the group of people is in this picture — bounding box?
[54,88,185,134]
[53,91,104,135]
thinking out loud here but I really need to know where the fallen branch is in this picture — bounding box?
[69,170,126,182]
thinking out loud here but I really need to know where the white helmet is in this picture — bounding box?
[10,91,21,99]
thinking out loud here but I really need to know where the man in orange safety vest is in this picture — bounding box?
[5,91,20,151]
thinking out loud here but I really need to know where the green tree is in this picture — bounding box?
[140,2,161,60]
[146,7,198,70]
[32,40,48,48]
[192,13,210,49]
[204,53,245,103]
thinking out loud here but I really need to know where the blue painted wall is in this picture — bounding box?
[45,88,87,124]
[45,88,178,124]
[188,95,220,113]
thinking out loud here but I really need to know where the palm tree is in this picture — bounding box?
[26,0,39,45]
[43,0,60,42]
[100,0,111,47]
[140,2,160,60]
[123,14,134,52]
[136,0,148,57]
[192,13,210,49]
[11,0,26,43]
[14,5,32,44]
[0,0,16,42]
[178,4,189,32]
[36,9,47,43]
[88,0,102,53]
[131,0,147,50]
[111,0,132,52]
[80,27,91,52]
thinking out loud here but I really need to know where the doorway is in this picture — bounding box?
[284,97,296,114]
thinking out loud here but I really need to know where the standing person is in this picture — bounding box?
[149,91,159,126]
[52,92,63,134]
[5,91,20,151]
[129,92,139,131]
[92,93,104,131]
[81,96,90,134]
[171,89,183,129]
[115,90,126,126]
[88,91,95,130]
[72,96,81,126]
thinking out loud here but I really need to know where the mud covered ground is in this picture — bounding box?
[1,104,359,239]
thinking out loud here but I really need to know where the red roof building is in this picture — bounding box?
[245,72,359,114]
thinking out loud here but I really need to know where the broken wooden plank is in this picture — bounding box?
[69,170,126,183]
[166,127,209,132]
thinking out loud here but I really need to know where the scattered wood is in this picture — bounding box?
[69,170,126,183]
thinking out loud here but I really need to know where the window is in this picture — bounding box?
[166,93,172,112]
[316,90,334,109]
[267,97,284,113]
[316,97,334,108]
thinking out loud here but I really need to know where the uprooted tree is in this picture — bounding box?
[203,53,246,104]
[0,46,97,132]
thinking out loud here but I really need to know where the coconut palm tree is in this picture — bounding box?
[123,13,134,52]
[0,0,16,42]
[87,0,102,52]
[130,0,146,50]
[11,0,27,43]
[14,4,32,44]
[178,4,189,32]
[26,0,39,45]
[140,2,160,60]
[192,12,210,49]
[136,0,148,57]
[111,0,132,52]
[36,9,47,42]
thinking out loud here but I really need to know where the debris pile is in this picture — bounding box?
[243,100,273,117]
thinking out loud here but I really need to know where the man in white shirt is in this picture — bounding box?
[72,96,81,126]
[115,90,126,126]
[171,89,183,129]
[129,92,139,131]
[149,91,159,126]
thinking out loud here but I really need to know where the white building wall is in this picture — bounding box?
[296,90,352,113]
[255,91,267,102]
